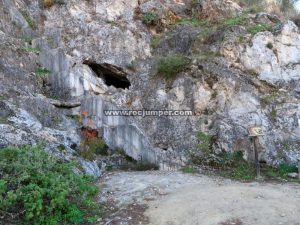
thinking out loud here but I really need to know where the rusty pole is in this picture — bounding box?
[253,137,260,178]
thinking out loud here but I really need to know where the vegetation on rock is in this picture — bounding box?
[0,146,102,225]
[141,12,160,26]
[36,67,51,77]
[155,54,190,79]
[79,138,109,160]
[20,10,34,28]
[189,132,299,181]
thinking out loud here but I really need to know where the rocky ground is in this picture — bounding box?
[98,171,300,225]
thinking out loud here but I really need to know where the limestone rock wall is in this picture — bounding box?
[0,0,300,174]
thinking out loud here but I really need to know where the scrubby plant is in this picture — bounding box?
[175,18,210,27]
[20,10,34,28]
[247,23,271,35]
[57,144,65,151]
[0,116,9,124]
[270,107,277,120]
[36,67,51,77]
[21,36,33,44]
[141,12,160,25]
[116,152,159,171]
[79,138,108,160]
[262,162,298,180]
[87,138,108,156]
[181,166,196,174]
[197,132,212,153]
[151,35,163,49]
[260,92,279,107]
[24,47,41,54]
[278,163,298,176]
[219,151,256,181]
[0,146,102,225]
[67,115,81,122]
[155,54,190,79]
[222,13,248,27]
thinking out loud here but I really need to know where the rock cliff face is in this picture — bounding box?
[0,0,299,175]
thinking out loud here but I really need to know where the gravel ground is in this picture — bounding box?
[99,171,300,225]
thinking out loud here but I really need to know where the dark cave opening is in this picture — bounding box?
[83,61,131,89]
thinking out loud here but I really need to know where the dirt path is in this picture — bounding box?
[99,171,300,225]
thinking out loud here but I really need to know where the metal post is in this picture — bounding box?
[253,137,260,178]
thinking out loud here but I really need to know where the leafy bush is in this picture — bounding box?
[278,163,298,177]
[0,146,101,225]
[220,152,256,181]
[141,12,159,25]
[155,54,189,79]
[86,138,108,156]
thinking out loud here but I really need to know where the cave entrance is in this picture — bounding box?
[83,61,131,89]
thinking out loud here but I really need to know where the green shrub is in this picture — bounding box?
[36,67,51,77]
[87,138,108,156]
[260,92,278,107]
[79,138,108,160]
[175,18,209,27]
[67,115,81,122]
[222,14,248,27]
[181,166,196,174]
[247,24,271,35]
[218,151,256,181]
[270,107,277,120]
[0,117,9,124]
[197,132,212,153]
[24,47,41,54]
[155,54,189,79]
[278,163,298,177]
[141,12,160,25]
[0,146,101,225]
[57,144,65,151]
[262,162,298,180]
